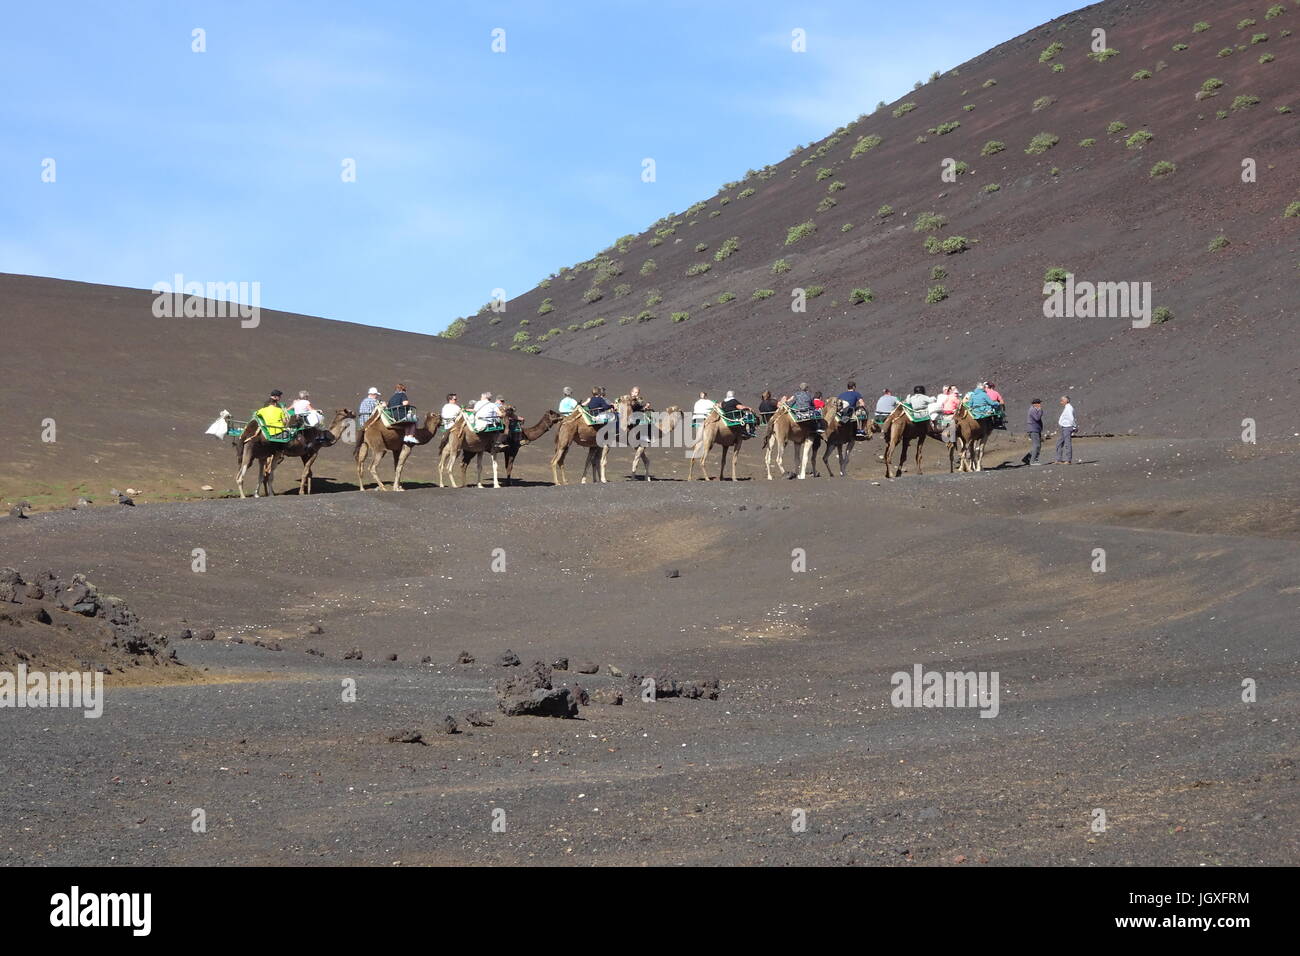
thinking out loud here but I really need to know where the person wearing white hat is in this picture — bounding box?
[356,387,382,427]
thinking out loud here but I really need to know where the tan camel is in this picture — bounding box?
[617,402,682,480]
[355,408,440,491]
[762,404,823,480]
[503,409,565,484]
[951,406,997,472]
[688,406,754,481]
[879,403,931,479]
[819,399,879,477]
[234,409,352,498]
[550,408,617,484]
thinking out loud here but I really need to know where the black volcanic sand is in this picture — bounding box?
[1,436,1296,865]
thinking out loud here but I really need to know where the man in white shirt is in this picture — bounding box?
[473,391,500,429]
[557,386,578,415]
[440,393,461,430]
[692,391,713,440]
[1053,395,1076,464]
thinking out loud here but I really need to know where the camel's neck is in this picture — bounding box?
[521,416,557,441]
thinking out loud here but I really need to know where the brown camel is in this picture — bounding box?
[879,403,932,479]
[355,407,440,491]
[762,404,824,480]
[296,409,356,494]
[439,406,564,488]
[950,406,997,472]
[689,406,754,481]
[503,409,565,484]
[819,398,879,478]
[233,408,352,498]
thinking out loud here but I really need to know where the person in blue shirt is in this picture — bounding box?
[584,387,611,415]
[557,386,578,415]
[836,380,868,438]
[388,383,418,444]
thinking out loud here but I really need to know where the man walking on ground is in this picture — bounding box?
[1051,395,1076,465]
[1024,398,1044,466]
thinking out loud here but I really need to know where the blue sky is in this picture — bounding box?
[1,0,1076,334]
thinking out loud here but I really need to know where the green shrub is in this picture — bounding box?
[1089,48,1120,61]
[640,259,657,277]
[719,197,731,205]
[934,121,961,135]
[1025,132,1060,154]
[1266,5,1286,19]
[1079,137,1097,147]
[714,236,740,260]
[915,135,928,143]
[522,345,541,354]
[582,287,603,303]
[1201,78,1224,92]
[645,290,663,306]
[931,265,948,280]
[635,311,654,323]
[841,222,855,233]
[1232,94,1261,110]
[771,259,791,275]
[1193,21,1210,32]
[878,204,894,217]
[1052,63,1065,73]
[827,180,846,192]
[717,291,737,303]
[1279,105,1293,113]
[1039,41,1065,62]
[816,167,834,180]
[924,236,941,254]
[1152,307,1174,324]
[694,242,708,252]
[785,221,816,245]
[488,316,501,325]
[1106,120,1128,134]
[1126,129,1154,148]
[1252,33,1269,43]
[752,289,775,300]
[1173,42,1189,51]
[925,285,948,303]
[1149,160,1177,177]
[851,134,883,157]
[981,140,1006,156]
[1132,69,1153,80]
[1208,235,1230,252]
[1218,47,1234,57]
[708,210,722,218]
[982,78,997,88]
[817,197,838,212]
[648,237,663,247]
[617,316,633,326]
[686,262,711,277]
[1238,18,1257,29]
[513,330,531,343]
[613,283,631,297]
[892,102,918,117]
[738,187,756,198]
[1216,109,1229,119]
[582,318,606,329]
[537,298,554,315]
[940,236,971,254]
[913,211,947,232]
[963,104,975,111]
[1260,52,1275,62]
[1032,95,1055,111]
[982,183,1001,193]
[670,311,689,323]
[805,285,825,298]
[849,287,874,304]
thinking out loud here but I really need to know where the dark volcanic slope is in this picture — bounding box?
[454,0,1299,436]
[0,273,689,502]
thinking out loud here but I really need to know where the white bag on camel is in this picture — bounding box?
[205,411,231,438]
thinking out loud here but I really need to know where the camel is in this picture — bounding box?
[762,405,824,480]
[550,407,617,484]
[819,399,879,478]
[616,401,682,480]
[355,407,441,491]
[439,407,564,488]
[950,406,997,472]
[233,408,352,498]
[688,406,754,481]
[296,409,356,494]
[879,403,932,479]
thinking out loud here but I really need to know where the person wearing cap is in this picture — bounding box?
[1024,399,1044,465]
[257,390,288,437]
[357,387,382,426]
[720,390,756,437]
[557,386,578,415]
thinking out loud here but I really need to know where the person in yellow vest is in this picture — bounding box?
[257,389,288,437]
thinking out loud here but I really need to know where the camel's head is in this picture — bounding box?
[541,408,564,424]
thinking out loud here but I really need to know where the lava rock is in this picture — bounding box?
[591,688,623,706]
[196,628,216,641]
[464,710,495,727]
[665,568,680,578]
[576,661,599,674]
[387,730,425,744]
[440,715,460,735]
[498,687,579,718]
[386,653,398,661]
[455,650,475,664]
[343,648,363,660]
[569,684,591,706]
[496,649,521,667]
[552,657,569,671]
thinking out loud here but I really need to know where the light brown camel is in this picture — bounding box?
[879,403,931,479]
[819,398,879,478]
[762,404,824,480]
[296,409,356,494]
[688,406,754,481]
[355,408,440,491]
[617,402,682,480]
[550,408,617,484]
[950,405,997,472]
[233,409,352,498]
[439,406,565,489]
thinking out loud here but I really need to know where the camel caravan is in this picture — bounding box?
[206,380,1007,494]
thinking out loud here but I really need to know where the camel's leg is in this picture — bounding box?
[821,439,834,476]
[798,440,812,479]
[392,446,412,491]
[915,435,925,476]
[630,446,645,478]
[551,443,568,485]
[599,445,609,483]
[490,454,500,489]
[236,452,251,498]
[355,440,369,492]
[731,441,741,482]
[368,448,388,492]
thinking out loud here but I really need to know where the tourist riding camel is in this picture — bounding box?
[234,407,353,497]
[689,395,754,481]
[763,397,823,480]
[820,397,878,477]
[879,386,935,479]
[551,389,619,484]
[355,405,440,491]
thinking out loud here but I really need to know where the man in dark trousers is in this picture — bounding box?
[1024,398,1044,465]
